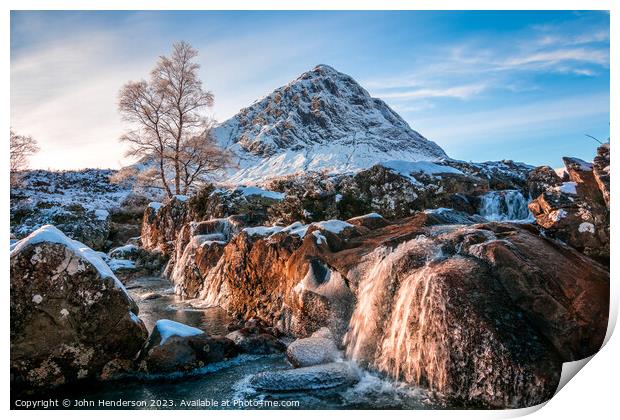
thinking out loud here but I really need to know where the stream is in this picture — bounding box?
[13,277,447,410]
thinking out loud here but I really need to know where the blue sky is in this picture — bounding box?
[11,10,609,170]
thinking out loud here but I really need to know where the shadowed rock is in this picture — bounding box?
[10,225,148,389]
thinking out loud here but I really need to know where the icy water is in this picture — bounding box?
[13,277,446,410]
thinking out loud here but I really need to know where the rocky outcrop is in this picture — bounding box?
[190,212,607,407]
[10,202,110,250]
[188,185,285,225]
[526,165,562,199]
[141,195,189,255]
[529,147,610,264]
[137,319,238,373]
[265,163,494,223]
[593,143,610,208]
[195,220,364,338]
[107,244,167,281]
[10,225,148,389]
[167,216,245,297]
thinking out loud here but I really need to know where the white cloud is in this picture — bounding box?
[498,47,609,69]
[377,83,488,101]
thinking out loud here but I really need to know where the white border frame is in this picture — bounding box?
[2,2,616,419]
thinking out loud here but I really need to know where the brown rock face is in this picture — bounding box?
[593,143,610,208]
[141,196,189,255]
[528,149,610,264]
[10,225,148,389]
[527,165,562,198]
[167,217,244,297]
[193,215,607,407]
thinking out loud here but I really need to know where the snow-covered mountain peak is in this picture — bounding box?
[213,64,449,184]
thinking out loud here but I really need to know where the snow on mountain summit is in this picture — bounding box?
[214,64,448,184]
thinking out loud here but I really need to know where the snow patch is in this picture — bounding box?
[313,230,327,245]
[11,225,127,293]
[109,244,138,255]
[108,259,136,271]
[94,209,109,221]
[155,319,204,345]
[382,160,463,178]
[558,182,577,195]
[313,219,353,234]
[578,222,595,234]
[234,186,285,200]
[148,202,163,211]
[349,212,383,220]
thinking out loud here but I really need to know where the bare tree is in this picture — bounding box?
[175,122,235,194]
[118,41,230,197]
[10,129,40,185]
[118,80,173,196]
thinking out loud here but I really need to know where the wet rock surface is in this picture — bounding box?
[249,362,361,392]
[226,325,286,355]
[188,210,607,407]
[286,334,340,367]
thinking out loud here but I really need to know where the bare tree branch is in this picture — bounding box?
[117,41,228,198]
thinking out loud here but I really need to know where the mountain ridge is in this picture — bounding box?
[213,64,448,184]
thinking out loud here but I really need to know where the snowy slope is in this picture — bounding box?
[213,65,448,184]
[11,169,133,212]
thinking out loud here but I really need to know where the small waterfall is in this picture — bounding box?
[375,265,448,389]
[478,190,533,222]
[343,236,449,391]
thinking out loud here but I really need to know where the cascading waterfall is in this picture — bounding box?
[478,190,533,222]
[343,236,450,391]
[375,265,448,390]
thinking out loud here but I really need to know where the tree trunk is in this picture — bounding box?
[174,149,181,195]
[159,158,173,198]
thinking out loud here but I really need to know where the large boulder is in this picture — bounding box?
[341,221,607,408]
[137,319,238,373]
[198,219,361,338]
[188,185,285,225]
[10,225,148,389]
[526,165,562,199]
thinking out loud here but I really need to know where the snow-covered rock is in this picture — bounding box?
[213,65,447,184]
[10,225,147,388]
[286,335,340,367]
[249,362,360,391]
[529,148,610,264]
[137,320,238,373]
